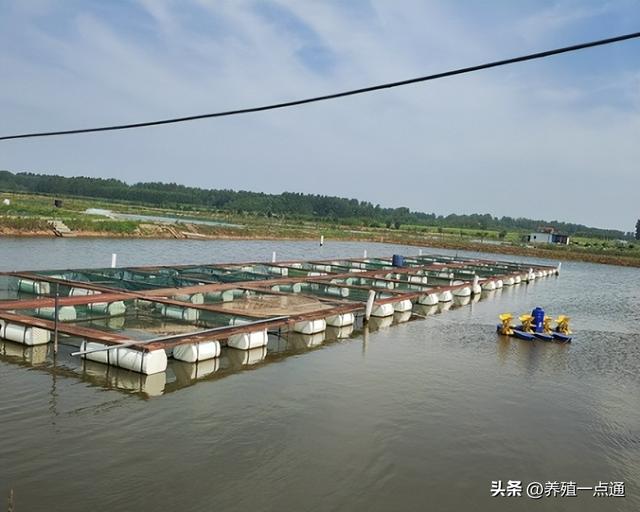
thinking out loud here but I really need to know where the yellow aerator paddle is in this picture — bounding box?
[519,314,534,333]
[498,313,514,335]
[556,315,572,334]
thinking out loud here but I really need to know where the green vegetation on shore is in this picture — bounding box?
[0,170,633,240]
[0,189,639,268]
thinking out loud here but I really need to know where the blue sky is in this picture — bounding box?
[0,0,639,230]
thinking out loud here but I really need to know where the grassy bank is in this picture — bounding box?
[1,191,638,267]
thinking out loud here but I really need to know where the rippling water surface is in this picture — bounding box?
[0,238,638,511]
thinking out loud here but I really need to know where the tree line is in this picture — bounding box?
[0,170,631,239]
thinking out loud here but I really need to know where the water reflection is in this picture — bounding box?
[1,340,50,364]
[226,346,268,368]
[394,311,412,324]
[81,360,166,397]
[289,331,325,349]
[480,290,496,301]
[172,358,220,384]
[438,301,453,313]
[367,315,394,331]
[453,296,471,307]
[326,324,354,339]
[414,304,438,317]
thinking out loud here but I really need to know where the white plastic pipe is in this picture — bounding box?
[111,253,117,268]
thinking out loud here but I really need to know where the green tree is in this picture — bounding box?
[636,219,640,240]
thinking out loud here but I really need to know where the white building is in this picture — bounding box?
[527,232,569,245]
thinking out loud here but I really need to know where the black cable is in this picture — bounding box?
[1,30,639,141]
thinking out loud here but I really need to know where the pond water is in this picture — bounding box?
[0,238,638,511]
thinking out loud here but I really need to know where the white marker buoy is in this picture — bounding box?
[111,253,117,268]
[418,249,423,256]
[320,235,324,247]
[363,249,367,258]
[271,251,276,263]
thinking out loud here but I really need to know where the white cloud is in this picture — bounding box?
[0,0,638,230]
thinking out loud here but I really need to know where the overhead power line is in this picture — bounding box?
[1,30,639,141]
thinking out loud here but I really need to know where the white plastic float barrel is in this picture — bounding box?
[325,286,350,298]
[227,329,268,350]
[173,293,204,304]
[35,306,77,321]
[293,318,326,335]
[88,301,127,316]
[453,286,471,297]
[495,279,504,289]
[393,299,413,312]
[69,287,99,296]
[271,283,302,293]
[370,303,394,317]
[439,291,453,303]
[325,313,355,327]
[158,305,199,322]
[268,266,288,276]
[504,277,515,286]
[514,275,522,284]
[481,280,496,292]
[80,340,167,375]
[222,290,237,302]
[17,279,50,295]
[0,320,51,346]
[173,340,221,362]
[228,317,252,327]
[418,293,439,306]
[205,290,239,302]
